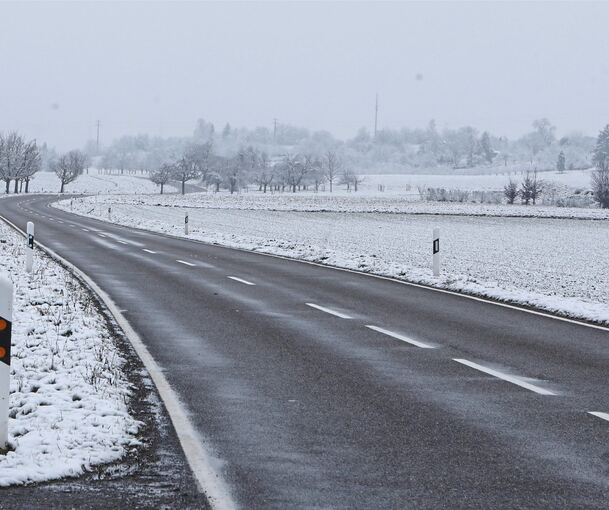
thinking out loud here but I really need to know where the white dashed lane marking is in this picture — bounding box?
[305,303,352,319]
[365,325,435,349]
[453,358,556,395]
[227,276,255,286]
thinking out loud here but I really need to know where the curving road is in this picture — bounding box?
[2,194,609,509]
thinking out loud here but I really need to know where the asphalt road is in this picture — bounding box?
[2,194,609,509]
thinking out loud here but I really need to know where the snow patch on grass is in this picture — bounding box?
[0,222,140,485]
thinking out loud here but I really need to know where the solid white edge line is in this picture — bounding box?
[227,276,255,286]
[305,303,352,319]
[0,213,236,510]
[143,249,157,254]
[51,200,609,333]
[176,259,196,267]
[365,325,435,349]
[453,358,555,395]
[589,412,609,422]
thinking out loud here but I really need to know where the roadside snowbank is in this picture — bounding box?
[57,196,609,325]
[0,221,140,485]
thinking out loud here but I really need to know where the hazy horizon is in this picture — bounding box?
[1,1,608,150]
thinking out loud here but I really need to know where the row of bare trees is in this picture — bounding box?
[0,133,41,193]
[0,132,87,194]
[149,142,362,195]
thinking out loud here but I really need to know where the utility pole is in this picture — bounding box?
[374,93,379,138]
[273,118,278,142]
[96,120,100,153]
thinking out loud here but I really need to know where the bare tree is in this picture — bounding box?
[592,167,609,208]
[341,168,364,192]
[254,152,274,193]
[323,151,342,192]
[150,163,173,194]
[53,150,86,193]
[20,140,41,193]
[0,132,24,193]
[188,142,213,185]
[280,154,310,193]
[173,146,202,195]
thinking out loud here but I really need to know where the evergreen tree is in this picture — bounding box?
[503,179,518,204]
[480,131,495,164]
[556,151,566,173]
[591,125,609,208]
[592,125,609,171]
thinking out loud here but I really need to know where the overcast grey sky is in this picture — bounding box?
[1,1,608,150]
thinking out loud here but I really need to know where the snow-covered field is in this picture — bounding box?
[88,192,609,220]
[0,221,139,485]
[25,171,175,195]
[57,195,609,325]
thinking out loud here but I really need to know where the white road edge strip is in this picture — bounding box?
[589,412,609,422]
[365,325,435,349]
[305,303,352,319]
[143,249,157,254]
[227,276,255,286]
[0,214,236,510]
[176,259,196,267]
[453,358,555,395]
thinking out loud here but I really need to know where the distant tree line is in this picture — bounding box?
[87,117,596,182]
[147,141,362,195]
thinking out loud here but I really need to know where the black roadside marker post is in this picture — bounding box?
[432,227,440,277]
[0,275,13,449]
[185,213,189,235]
[26,221,34,273]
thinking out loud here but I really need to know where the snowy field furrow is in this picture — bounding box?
[58,196,609,324]
[102,192,609,219]
[0,221,139,485]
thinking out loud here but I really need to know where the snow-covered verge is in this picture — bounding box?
[79,192,609,220]
[57,196,609,325]
[25,171,176,195]
[0,221,140,485]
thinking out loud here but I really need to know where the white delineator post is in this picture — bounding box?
[108,206,112,221]
[0,276,13,450]
[26,221,34,273]
[185,213,189,235]
[432,227,440,277]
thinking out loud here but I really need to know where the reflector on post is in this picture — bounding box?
[26,222,34,273]
[0,275,13,450]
